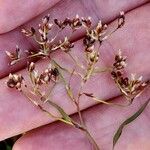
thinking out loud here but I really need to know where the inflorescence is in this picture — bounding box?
[6,12,149,150]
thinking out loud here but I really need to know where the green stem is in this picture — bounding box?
[84,129,100,150]
[73,121,100,150]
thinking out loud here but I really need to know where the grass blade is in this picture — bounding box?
[113,98,150,149]
[47,100,72,123]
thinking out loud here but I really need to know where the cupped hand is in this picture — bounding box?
[0,0,150,150]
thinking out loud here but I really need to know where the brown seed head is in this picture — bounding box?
[7,73,23,90]
[22,27,35,37]
[113,49,127,70]
[59,37,74,52]
[6,46,21,65]
[28,62,35,72]
[82,17,92,28]
[118,11,125,28]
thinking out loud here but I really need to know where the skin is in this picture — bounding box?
[0,0,149,150]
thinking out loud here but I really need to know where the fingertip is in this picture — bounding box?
[0,0,60,34]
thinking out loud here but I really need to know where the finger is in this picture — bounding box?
[0,0,147,33]
[23,0,149,45]
[13,90,150,150]
[0,27,35,78]
[0,0,148,78]
[0,0,60,34]
[0,4,150,140]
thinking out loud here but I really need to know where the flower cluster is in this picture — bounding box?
[7,73,23,91]
[59,37,74,52]
[117,11,125,29]
[21,27,35,37]
[5,46,21,65]
[83,22,106,52]
[5,12,150,150]
[28,62,59,86]
[111,50,149,102]
[6,12,125,68]
[54,14,92,30]
[7,61,59,92]
[6,13,148,102]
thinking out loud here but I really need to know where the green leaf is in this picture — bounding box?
[47,100,72,123]
[113,98,150,149]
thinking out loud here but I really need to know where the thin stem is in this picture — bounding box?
[72,121,100,150]
[27,52,48,58]
[44,83,56,103]
[74,101,85,125]
[21,90,57,118]
[68,52,85,70]
[84,129,100,150]
[92,97,130,107]
[53,59,85,126]
[101,27,119,42]
[93,67,112,74]
[23,89,74,126]
[23,88,100,149]
[52,59,82,78]
[49,29,62,43]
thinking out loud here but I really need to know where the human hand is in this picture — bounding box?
[0,0,150,150]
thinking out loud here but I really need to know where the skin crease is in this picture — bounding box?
[0,3,150,141]
[13,90,150,150]
[0,0,149,78]
[0,0,149,150]
[0,0,148,34]
[0,0,61,33]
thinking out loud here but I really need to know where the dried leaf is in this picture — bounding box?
[113,98,150,149]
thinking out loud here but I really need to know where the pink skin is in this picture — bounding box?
[0,0,149,78]
[0,0,60,33]
[0,0,149,150]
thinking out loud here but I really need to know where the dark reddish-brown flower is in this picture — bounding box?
[7,73,23,91]
[111,50,149,102]
[6,46,21,65]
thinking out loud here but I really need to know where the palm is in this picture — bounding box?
[0,1,149,150]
